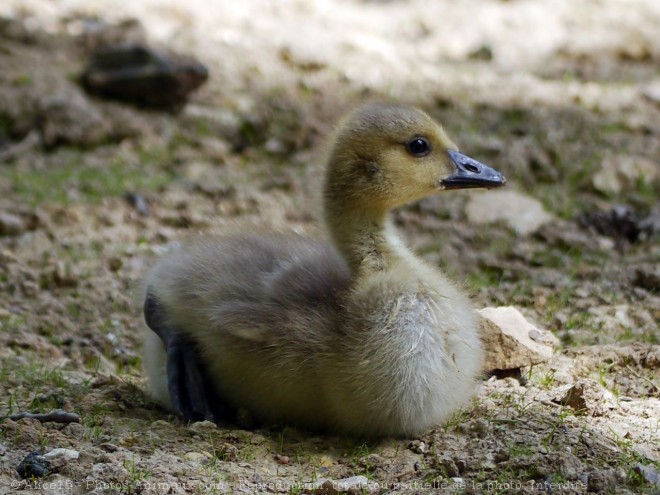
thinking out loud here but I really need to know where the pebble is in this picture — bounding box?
[587,468,618,492]
[187,420,217,435]
[44,448,80,461]
[408,439,427,454]
[465,190,553,235]
[0,212,26,236]
[62,422,85,439]
[124,192,150,216]
[554,379,617,416]
[80,43,208,110]
[634,463,660,486]
[16,452,51,479]
[99,443,119,453]
[436,454,459,477]
[592,155,658,195]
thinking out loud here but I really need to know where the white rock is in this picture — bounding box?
[587,304,633,333]
[44,448,80,461]
[187,420,217,435]
[465,190,553,235]
[479,306,558,371]
[642,80,660,105]
[592,154,658,195]
[0,212,26,236]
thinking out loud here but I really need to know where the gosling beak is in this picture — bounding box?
[442,150,506,190]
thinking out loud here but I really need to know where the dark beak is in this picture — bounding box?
[442,150,506,190]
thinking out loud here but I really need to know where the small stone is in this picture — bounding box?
[494,450,510,463]
[555,379,617,416]
[124,192,150,216]
[187,420,217,435]
[275,454,290,465]
[80,43,208,110]
[0,212,26,236]
[21,280,40,297]
[218,443,239,462]
[62,422,85,439]
[643,80,660,105]
[465,190,553,235]
[44,448,80,461]
[436,455,459,477]
[587,305,634,334]
[587,469,617,493]
[633,463,660,486]
[91,462,128,479]
[100,443,118,453]
[479,306,557,371]
[0,308,10,319]
[592,155,658,195]
[16,452,51,479]
[469,419,489,436]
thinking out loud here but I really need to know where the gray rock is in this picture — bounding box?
[592,154,658,195]
[587,468,618,493]
[465,190,553,235]
[187,420,217,435]
[0,212,26,236]
[38,88,109,148]
[44,448,80,461]
[80,43,208,110]
[16,452,51,479]
[479,306,558,371]
[634,463,660,486]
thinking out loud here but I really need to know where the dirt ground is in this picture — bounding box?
[0,0,658,493]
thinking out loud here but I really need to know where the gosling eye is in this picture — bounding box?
[405,137,431,157]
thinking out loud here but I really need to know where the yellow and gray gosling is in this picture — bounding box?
[142,102,506,437]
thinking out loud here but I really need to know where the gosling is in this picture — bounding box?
[142,102,506,437]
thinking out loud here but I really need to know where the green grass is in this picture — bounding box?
[5,146,174,207]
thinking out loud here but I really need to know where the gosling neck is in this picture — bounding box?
[324,203,409,275]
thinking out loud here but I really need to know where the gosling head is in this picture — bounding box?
[324,102,506,213]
